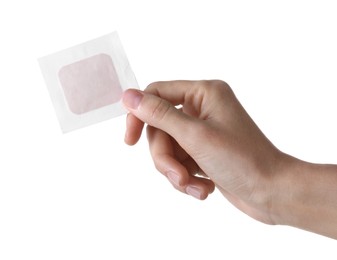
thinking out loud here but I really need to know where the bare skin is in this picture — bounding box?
[122,80,337,239]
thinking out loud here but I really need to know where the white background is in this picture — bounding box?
[0,0,336,259]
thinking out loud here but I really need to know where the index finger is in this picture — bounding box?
[145,80,200,105]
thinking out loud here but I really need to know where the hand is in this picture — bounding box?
[122,80,282,224]
[122,80,337,239]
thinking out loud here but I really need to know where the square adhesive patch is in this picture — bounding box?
[38,32,138,133]
[58,53,122,115]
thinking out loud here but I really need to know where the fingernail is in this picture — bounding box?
[167,171,180,186]
[122,89,143,109]
[186,185,202,199]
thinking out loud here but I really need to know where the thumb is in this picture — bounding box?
[122,89,196,140]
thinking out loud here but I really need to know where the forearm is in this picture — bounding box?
[272,155,337,239]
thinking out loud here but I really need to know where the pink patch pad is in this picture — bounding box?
[58,53,122,114]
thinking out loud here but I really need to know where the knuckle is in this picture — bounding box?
[145,81,162,94]
[206,80,230,91]
[201,80,235,103]
[216,80,232,93]
[152,156,164,174]
[193,80,233,101]
[150,98,172,122]
[145,82,156,91]
[201,80,231,91]
[151,154,171,178]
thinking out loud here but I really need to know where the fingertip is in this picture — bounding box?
[124,113,144,145]
[122,89,144,110]
[199,178,216,194]
[185,177,214,200]
[209,183,216,194]
[124,134,136,146]
[167,171,182,186]
[186,185,209,200]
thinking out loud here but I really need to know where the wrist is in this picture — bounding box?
[268,154,337,239]
[265,152,303,226]
[267,153,302,226]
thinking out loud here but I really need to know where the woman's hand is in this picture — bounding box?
[122,80,282,224]
[122,80,337,239]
